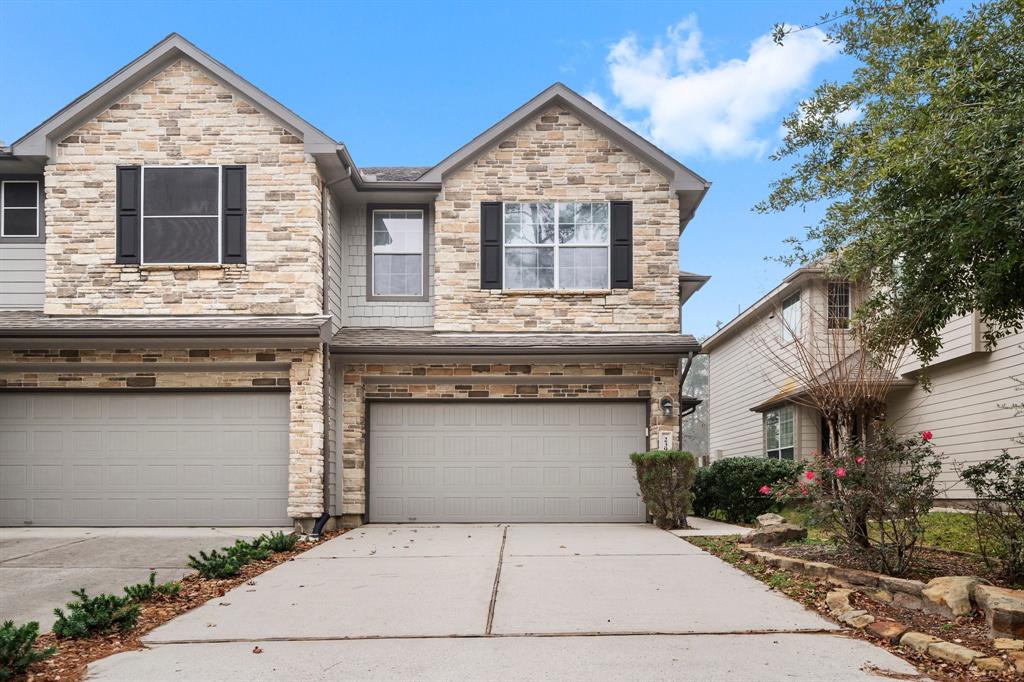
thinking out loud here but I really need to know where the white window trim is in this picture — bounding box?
[0,180,41,238]
[827,281,852,330]
[140,165,221,265]
[765,405,795,460]
[369,208,426,298]
[501,202,611,291]
[780,292,801,343]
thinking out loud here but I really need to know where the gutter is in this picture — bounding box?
[678,351,695,451]
[335,147,441,193]
[328,343,701,356]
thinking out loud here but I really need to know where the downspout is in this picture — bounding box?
[678,351,695,451]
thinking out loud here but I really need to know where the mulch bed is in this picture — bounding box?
[688,536,1020,682]
[772,543,1000,586]
[21,530,345,682]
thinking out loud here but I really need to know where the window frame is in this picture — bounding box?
[140,165,222,265]
[765,405,796,460]
[780,292,801,343]
[0,178,43,242]
[501,201,611,291]
[365,203,430,302]
[827,281,852,330]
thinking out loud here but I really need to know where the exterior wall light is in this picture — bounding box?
[660,397,674,418]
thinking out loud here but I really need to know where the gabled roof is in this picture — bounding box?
[10,33,338,158]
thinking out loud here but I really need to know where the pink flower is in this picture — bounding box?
[799,485,809,496]
[758,485,772,495]
[805,470,815,481]
[855,456,865,464]
[922,431,933,441]
[835,467,846,478]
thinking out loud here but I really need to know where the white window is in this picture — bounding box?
[766,406,795,460]
[371,209,425,297]
[828,281,851,329]
[503,202,609,290]
[781,293,801,342]
[142,166,220,263]
[1,180,40,237]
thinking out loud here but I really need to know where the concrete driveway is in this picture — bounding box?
[0,527,284,630]
[89,524,923,681]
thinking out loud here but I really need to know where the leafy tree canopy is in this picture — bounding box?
[759,0,1024,364]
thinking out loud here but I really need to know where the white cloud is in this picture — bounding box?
[603,16,839,158]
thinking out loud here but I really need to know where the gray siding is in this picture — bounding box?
[340,202,433,328]
[325,192,344,328]
[0,243,45,310]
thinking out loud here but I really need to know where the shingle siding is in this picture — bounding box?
[0,244,44,310]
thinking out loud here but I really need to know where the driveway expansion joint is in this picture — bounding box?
[485,525,508,635]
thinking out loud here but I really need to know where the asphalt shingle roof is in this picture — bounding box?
[0,311,330,337]
[360,167,430,182]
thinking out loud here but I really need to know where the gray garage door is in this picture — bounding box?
[368,401,647,523]
[0,392,290,527]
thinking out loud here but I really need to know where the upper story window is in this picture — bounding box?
[1,180,40,237]
[765,405,795,460]
[503,202,610,290]
[142,166,220,263]
[780,293,801,342]
[369,206,426,299]
[828,281,851,329]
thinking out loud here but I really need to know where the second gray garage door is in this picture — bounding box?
[0,392,290,527]
[368,401,647,523]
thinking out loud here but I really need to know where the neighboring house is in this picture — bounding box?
[0,34,710,529]
[704,265,1024,500]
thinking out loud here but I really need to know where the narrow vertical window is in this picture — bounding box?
[781,293,800,342]
[1,180,40,237]
[828,281,851,329]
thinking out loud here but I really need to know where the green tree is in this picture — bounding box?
[759,0,1024,364]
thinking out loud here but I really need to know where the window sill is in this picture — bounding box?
[124,263,245,271]
[497,289,612,297]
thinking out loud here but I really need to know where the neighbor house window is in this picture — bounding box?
[781,293,800,342]
[370,207,425,297]
[142,166,220,263]
[503,202,609,290]
[1,180,40,237]
[828,281,851,329]
[766,405,795,460]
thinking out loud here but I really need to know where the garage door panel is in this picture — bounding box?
[369,401,647,523]
[0,392,289,526]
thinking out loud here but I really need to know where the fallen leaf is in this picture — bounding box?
[253,646,263,654]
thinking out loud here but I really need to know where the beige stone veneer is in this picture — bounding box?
[43,58,323,316]
[432,106,681,333]
[339,360,680,517]
[0,346,325,521]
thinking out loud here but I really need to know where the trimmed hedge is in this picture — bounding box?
[629,450,697,529]
[691,456,800,523]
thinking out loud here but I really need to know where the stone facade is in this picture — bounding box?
[0,346,325,521]
[432,106,681,333]
[338,360,680,516]
[43,58,323,315]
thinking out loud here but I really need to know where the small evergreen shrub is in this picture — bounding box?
[187,548,242,579]
[629,450,696,530]
[0,620,55,680]
[258,531,299,553]
[959,451,1024,583]
[52,589,140,639]
[225,538,272,564]
[123,571,181,602]
[692,457,800,523]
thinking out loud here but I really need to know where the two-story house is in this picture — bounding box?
[0,34,710,529]
[704,266,1023,501]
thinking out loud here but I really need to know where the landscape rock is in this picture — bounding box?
[829,567,879,588]
[994,637,1024,651]
[972,657,1005,672]
[755,513,786,528]
[900,631,941,653]
[870,589,894,604]
[826,589,854,616]
[840,609,875,629]
[877,575,926,596]
[921,576,985,618]
[746,523,807,547]
[974,584,1024,639]
[926,641,983,665]
[866,619,909,643]
[1010,651,1024,674]
[893,591,923,611]
[801,561,832,578]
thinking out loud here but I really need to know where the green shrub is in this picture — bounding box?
[187,548,242,579]
[959,451,1024,583]
[0,620,54,680]
[226,538,272,564]
[123,571,181,602]
[691,457,800,523]
[629,450,696,530]
[258,531,299,553]
[52,589,140,639]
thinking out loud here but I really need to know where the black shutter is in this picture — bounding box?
[222,165,246,264]
[115,166,141,264]
[610,200,633,288]
[480,201,502,289]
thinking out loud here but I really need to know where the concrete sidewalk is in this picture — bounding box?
[0,527,284,630]
[89,524,923,681]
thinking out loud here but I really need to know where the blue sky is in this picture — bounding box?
[0,0,854,338]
